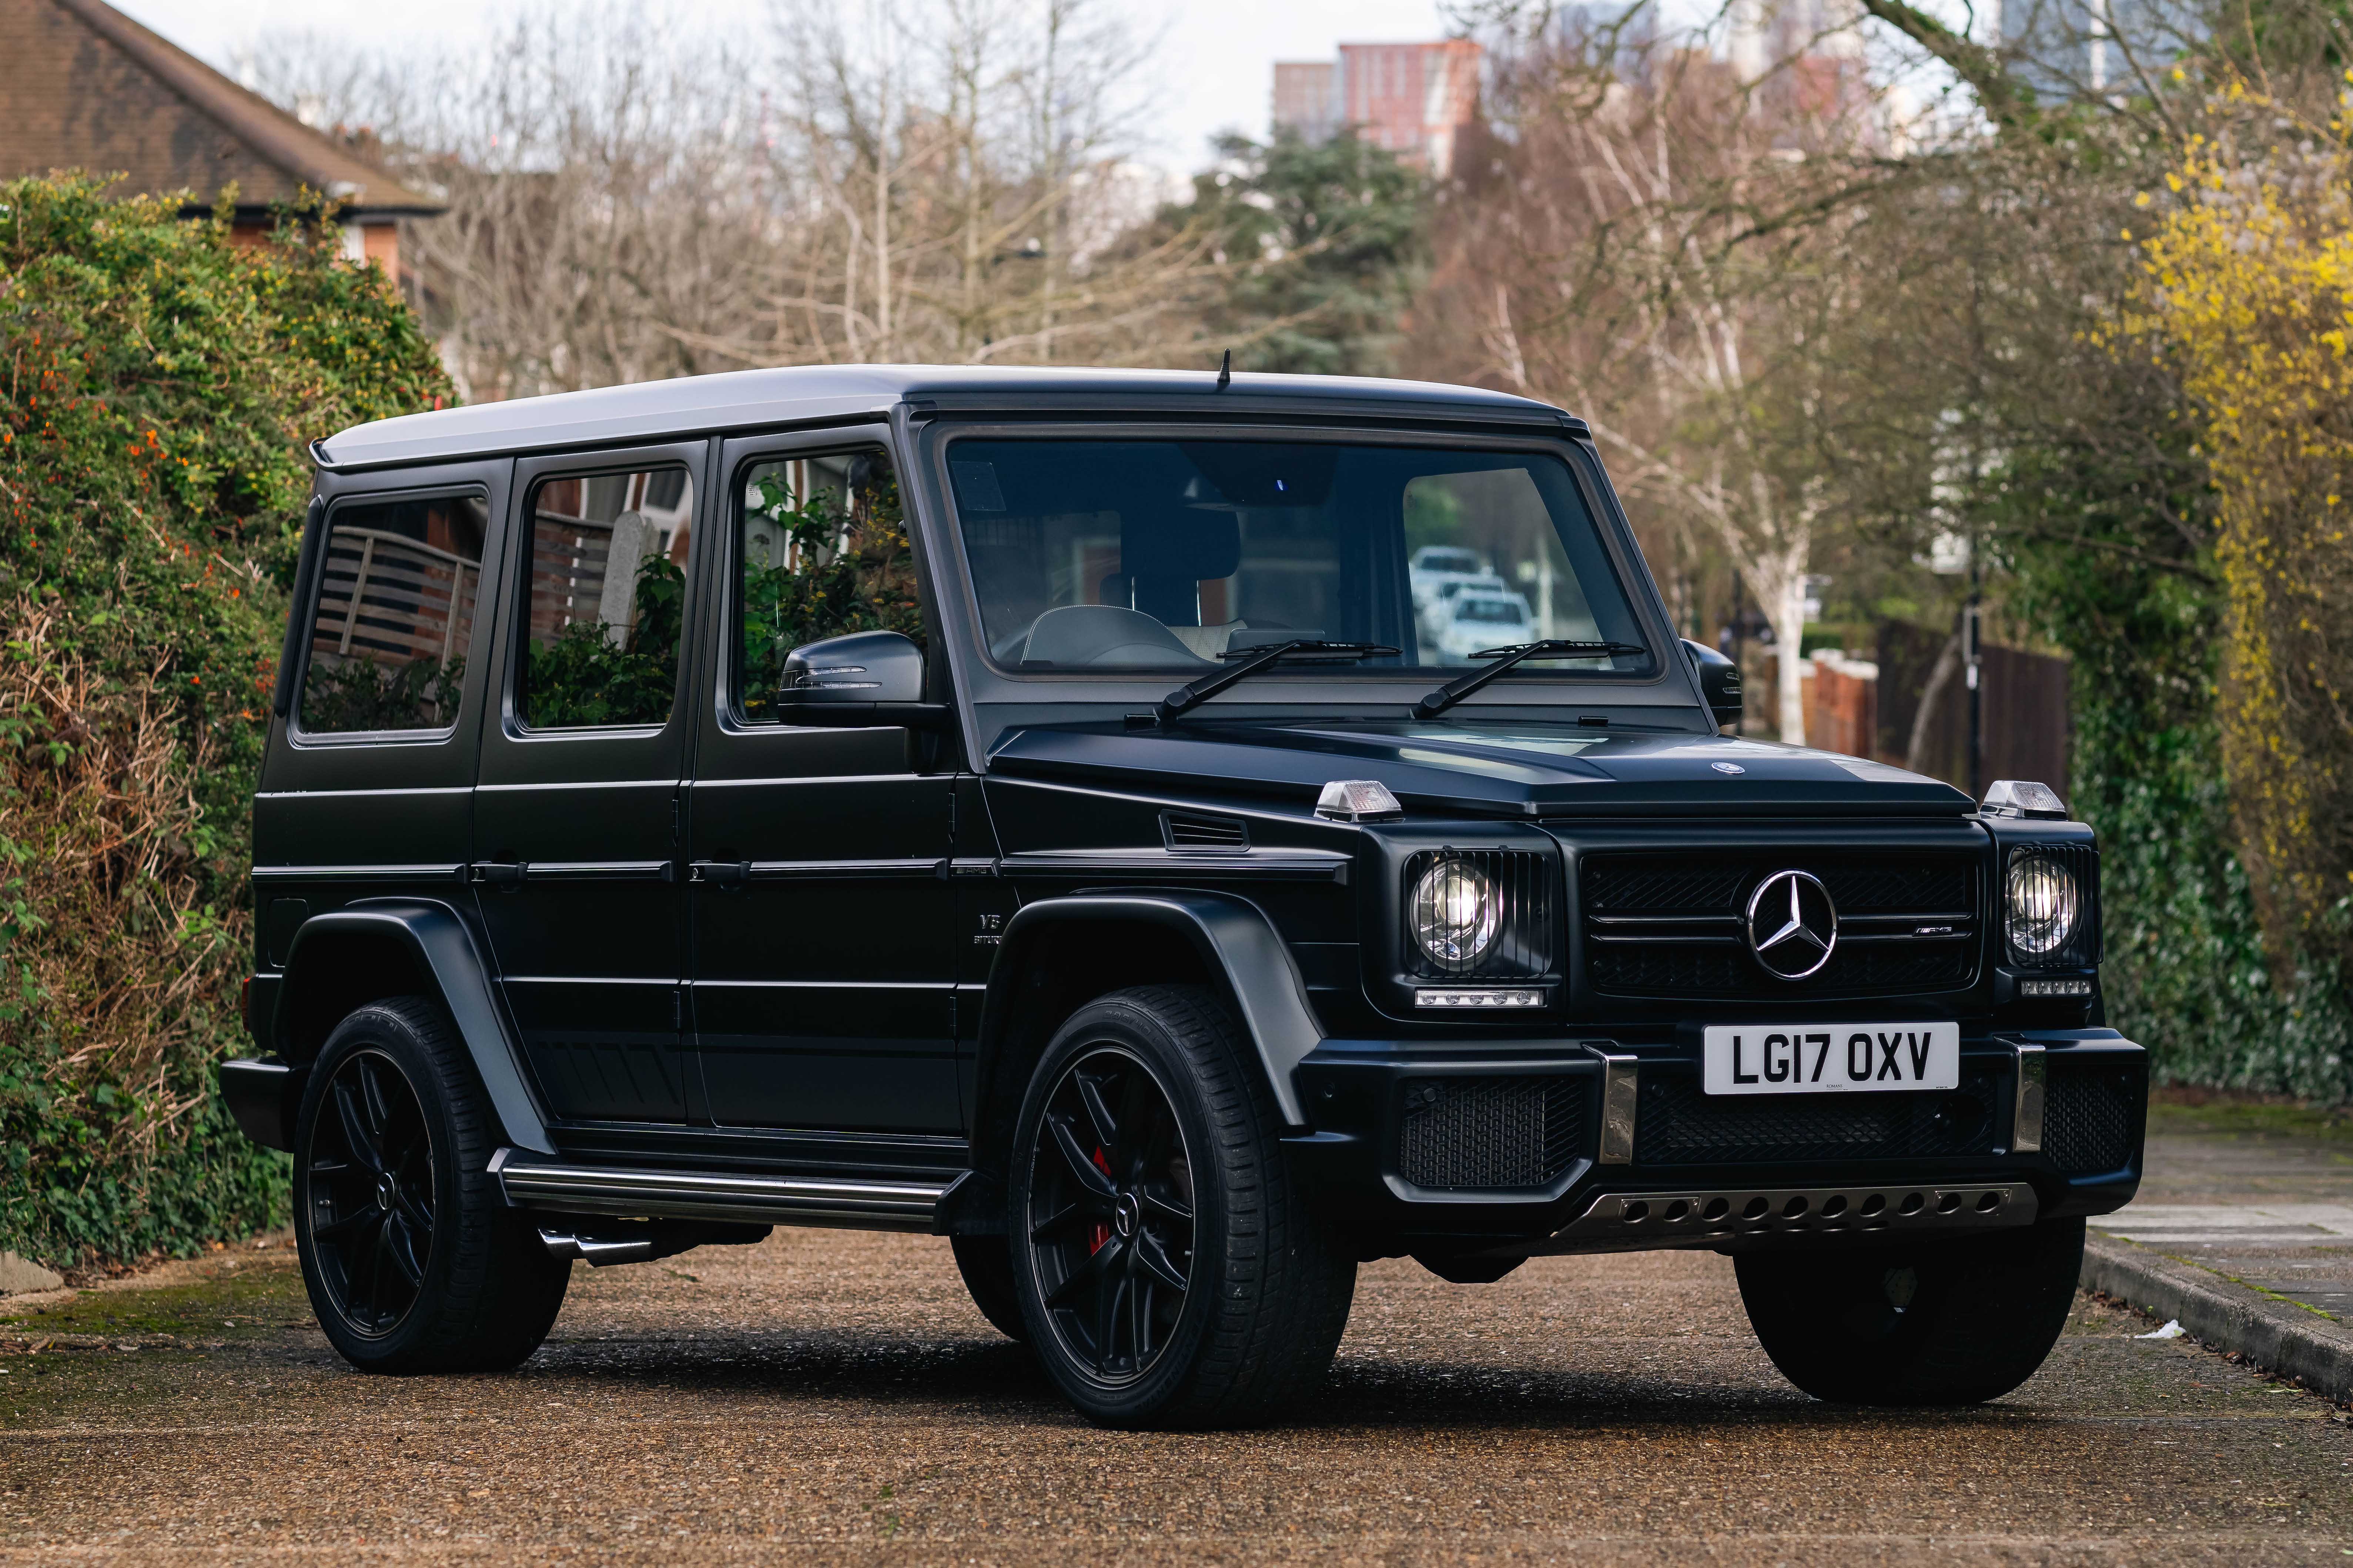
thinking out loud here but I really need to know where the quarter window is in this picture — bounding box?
[298,493,487,734]
[517,467,694,729]
[733,449,916,722]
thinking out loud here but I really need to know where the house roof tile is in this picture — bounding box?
[0,0,443,219]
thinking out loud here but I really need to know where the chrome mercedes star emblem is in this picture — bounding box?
[1745,869,1838,980]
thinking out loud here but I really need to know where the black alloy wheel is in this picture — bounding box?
[1024,1047,1197,1383]
[293,996,571,1374]
[304,1048,437,1336]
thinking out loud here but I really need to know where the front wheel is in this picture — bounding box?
[1009,986,1355,1428]
[1735,1217,2086,1405]
[292,997,572,1373]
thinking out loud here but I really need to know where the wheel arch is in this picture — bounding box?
[970,891,1323,1186]
[274,898,554,1156]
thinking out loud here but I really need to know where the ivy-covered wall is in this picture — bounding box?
[0,177,450,1268]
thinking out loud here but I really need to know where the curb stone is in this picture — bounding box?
[0,1252,64,1295]
[2081,1233,2353,1403]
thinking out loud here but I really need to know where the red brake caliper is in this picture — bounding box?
[1088,1148,1112,1254]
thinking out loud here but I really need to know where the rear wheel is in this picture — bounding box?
[1735,1217,2086,1405]
[1009,985,1355,1428]
[293,997,571,1373]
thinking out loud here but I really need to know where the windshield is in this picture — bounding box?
[947,438,1650,673]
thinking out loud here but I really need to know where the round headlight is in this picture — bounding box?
[2006,856,2080,958]
[1412,860,1500,972]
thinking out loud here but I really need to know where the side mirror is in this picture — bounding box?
[1682,639,1743,730]
[774,630,950,730]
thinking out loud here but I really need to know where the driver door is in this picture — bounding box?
[682,432,962,1133]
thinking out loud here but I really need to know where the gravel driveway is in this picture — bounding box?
[5,1226,2351,1563]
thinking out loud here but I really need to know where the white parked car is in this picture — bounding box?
[1432,589,1534,662]
[1408,546,1492,613]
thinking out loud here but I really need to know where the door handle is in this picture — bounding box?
[690,860,751,888]
[470,861,525,888]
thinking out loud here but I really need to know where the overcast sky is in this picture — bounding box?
[109,0,1458,178]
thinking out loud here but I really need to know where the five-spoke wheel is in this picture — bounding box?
[292,997,570,1373]
[1024,1047,1196,1382]
[1009,986,1355,1427]
[304,1049,437,1337]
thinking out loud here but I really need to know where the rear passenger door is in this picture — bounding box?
[471,442,709,1125]
[683,432,962,1134]
[257,470,502,979]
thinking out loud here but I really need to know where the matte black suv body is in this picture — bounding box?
[224,366,2142,1423]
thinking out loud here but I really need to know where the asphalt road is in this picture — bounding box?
[5,1223,2352,1564]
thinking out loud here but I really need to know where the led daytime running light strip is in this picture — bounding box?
[1415,987,1544,1008]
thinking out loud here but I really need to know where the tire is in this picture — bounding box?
[1735,1217,2086,1405]
[292,996,572,1373]
[1008,985,1356,1428]
[950,1234,1029,1342]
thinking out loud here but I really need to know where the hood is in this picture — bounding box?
[986,717,1975,818]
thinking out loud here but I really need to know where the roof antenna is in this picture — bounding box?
[1215,349,1231,391]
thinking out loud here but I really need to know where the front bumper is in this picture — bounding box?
[1284,1028,2144,1257]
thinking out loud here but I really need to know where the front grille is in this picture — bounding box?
[1633,1063,2004,1166]
[1583,851,1979,999]
[1396,1075,1583,1190]
[1402,850,1557,980]
[2044,1059,2137,1175]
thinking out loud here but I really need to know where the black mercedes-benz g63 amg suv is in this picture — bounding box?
[222,365,2142,1428]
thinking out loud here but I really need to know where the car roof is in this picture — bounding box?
[316,364,1579,472]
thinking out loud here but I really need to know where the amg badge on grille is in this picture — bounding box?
[1745,869,1839,980]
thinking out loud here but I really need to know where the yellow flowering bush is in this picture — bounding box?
[2133,130,2353,969]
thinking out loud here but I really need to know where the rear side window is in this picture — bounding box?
[517,466,694,729]
[298,493,488,735]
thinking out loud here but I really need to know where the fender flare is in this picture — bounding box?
[274,898,554,1155]
[979,890,1325,1128]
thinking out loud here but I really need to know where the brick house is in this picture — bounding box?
[0,0,442,277]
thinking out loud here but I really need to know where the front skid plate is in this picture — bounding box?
[1511,1182,2039,1258]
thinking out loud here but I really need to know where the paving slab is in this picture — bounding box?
[2094,1096,2353,1322]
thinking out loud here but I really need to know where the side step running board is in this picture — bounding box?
[491,1149,962,1232]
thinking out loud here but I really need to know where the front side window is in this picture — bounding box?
[518,466,693,729]
[734,449,916,722]
[947,439,1648,674]
[299,493,486,734]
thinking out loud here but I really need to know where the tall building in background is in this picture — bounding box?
[1272,62,1343,146]
[1270,39,1483,176]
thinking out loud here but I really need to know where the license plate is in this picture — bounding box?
[1701,1024,1960,1095]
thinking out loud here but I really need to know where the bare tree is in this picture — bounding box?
[1416,19,1898,741]
[247,0,1238,396]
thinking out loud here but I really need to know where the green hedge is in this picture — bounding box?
[2004,448,2353,1103]
[0,175,449,1269]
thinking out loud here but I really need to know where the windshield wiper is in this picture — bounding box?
[1412,639,1650,719]
[1157,640,1400,724]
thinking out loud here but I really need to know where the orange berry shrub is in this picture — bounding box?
[0,175,449,1268]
